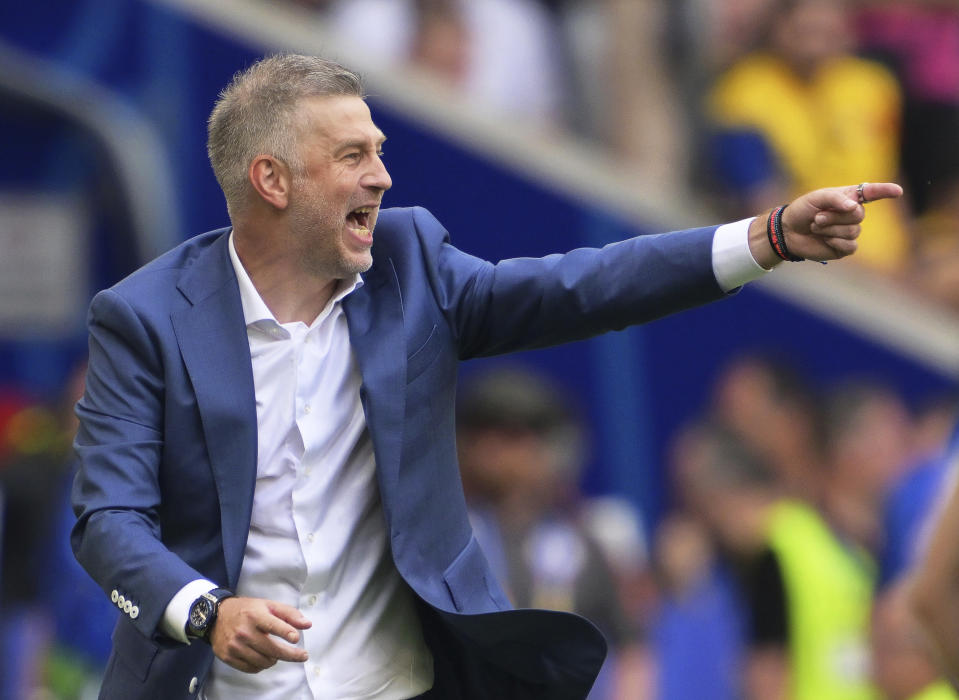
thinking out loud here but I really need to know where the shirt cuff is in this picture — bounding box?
[161,578,218,644]
[712,217,771,292]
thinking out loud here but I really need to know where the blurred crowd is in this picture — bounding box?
[3,354,957,698]
[293,0,959,309]
[453,359,959,700]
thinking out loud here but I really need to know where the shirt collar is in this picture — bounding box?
[228,231,363,328]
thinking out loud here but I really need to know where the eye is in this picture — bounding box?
[343,152,361,162]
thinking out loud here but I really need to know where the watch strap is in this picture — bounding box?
[187,587,234,641]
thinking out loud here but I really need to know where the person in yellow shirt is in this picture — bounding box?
[707,0,910,272]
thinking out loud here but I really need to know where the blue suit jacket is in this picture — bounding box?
[73,207,725,699]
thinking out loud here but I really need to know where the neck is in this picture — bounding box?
[821,473,879,552]
[232,222,338,325]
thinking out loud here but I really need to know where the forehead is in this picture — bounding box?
[296,95,384,145]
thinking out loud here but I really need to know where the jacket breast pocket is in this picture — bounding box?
[406,324,441,383]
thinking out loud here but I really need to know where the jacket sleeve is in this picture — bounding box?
[71,288,205,644]
[407,207,727,360]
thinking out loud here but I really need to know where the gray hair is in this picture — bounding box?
[207,54,364,216]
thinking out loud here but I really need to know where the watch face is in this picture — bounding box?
[190,597,213,631]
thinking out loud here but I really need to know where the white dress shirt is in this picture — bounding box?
[166,233,433,700]
[161,218,766,697]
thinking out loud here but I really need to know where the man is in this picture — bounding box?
[455,367,648,699]
[71,53,901,699]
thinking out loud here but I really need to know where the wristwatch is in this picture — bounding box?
[186,588,234,642]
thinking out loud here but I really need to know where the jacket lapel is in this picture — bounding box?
[170,233,257,588]
[344,258,405,522]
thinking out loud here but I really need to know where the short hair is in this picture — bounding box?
[679,420,778,492]
[207,54,364,216]
[457,367,577,436]
[457,366,586,478]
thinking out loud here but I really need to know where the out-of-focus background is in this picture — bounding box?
[1,0,958,698]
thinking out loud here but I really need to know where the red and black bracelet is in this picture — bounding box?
[766,205,804,262]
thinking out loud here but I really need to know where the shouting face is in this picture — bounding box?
[286,95,392,280]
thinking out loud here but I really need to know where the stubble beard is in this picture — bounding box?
[287,186,373,281]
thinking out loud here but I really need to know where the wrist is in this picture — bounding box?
[748,210,783,270]
[186,588,234,642]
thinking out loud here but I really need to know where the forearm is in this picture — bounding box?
[72,288,204,641]
[450,226,724,359]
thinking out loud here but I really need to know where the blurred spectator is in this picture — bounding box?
[675,418,878,700]
[705,0,910,273]
[908,167,959,312]
[651,511,745,700]
[879,395,959,588]
[903,423,959,695]
[821,381,915,554]
[456,366,649,699]
[711,353,823,503]
[652,422,761,700]
[592,0,690,192]
[326,0,566,127]
[854,0,959,313]
[580,495,653,626]
[0,364,85,699]
[670,0,778,76]
[672,421,793,700]
[854,0,959,218]
[874,446,959,700]
[580,495,656,700]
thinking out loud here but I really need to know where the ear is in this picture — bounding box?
[248,155,291,210]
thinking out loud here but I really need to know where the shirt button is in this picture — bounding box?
[308,594,317,606]
[304,403,312,414]
[306,533,315,543]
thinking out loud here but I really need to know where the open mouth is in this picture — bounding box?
[347,206,374,232]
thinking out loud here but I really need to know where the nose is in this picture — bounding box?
[365,154,392,192]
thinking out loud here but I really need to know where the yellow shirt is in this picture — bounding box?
[709,53,909,271]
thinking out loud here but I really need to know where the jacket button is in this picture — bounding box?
[130,606,139,619]
[188,676,198,694]
[111,589,119,603]
[117,595,125,608]
[123,600,133,614]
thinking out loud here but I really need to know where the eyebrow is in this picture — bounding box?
[334,131,387,156]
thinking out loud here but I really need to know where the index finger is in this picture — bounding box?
[853,182,904,204]
[256,616,308,645]
[267,601,312,631]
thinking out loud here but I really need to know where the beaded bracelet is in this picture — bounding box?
[766,205,804,262]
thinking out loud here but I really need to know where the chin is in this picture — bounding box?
[342,252,373,275]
